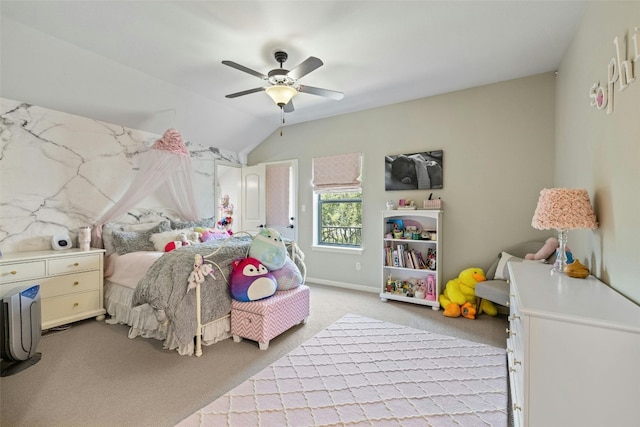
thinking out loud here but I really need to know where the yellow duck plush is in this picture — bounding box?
[439,267,497,318]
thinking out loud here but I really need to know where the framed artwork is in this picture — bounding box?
[385,150,443,191]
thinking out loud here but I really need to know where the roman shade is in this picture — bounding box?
[312,152,362,193]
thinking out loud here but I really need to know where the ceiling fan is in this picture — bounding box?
[222,51,344,113]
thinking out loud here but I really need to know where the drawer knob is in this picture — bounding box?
[73,303,79,307]
[10,270,17,275]
[73,281,80,286]
[74,262,80,267]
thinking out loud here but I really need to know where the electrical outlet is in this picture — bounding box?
[355,262,361,271]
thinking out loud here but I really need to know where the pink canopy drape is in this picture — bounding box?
[92,129,199,246]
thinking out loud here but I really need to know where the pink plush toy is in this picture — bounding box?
[525,237,559,260]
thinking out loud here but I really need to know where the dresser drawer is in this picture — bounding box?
[39,271,100,299]
[41,290,100,324]
[49,254,101,275]
[0,260,46,284]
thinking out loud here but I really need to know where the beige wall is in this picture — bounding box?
[249,73,556,292]
[555,2,640,303]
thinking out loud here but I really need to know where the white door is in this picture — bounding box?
[241,164,266,233]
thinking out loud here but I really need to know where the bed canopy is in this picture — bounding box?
[93,128,199,246]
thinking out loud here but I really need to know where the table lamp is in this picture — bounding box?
[531,188,598,272]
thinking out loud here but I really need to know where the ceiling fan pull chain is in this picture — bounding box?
[280,108,285,136]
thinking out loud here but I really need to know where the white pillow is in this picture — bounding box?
[150,228,192,252]
[495,251,544,280]
[494,252,517,280]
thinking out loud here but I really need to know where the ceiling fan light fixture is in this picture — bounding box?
[265,85,297,107]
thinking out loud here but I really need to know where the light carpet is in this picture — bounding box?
[177,313,507,426]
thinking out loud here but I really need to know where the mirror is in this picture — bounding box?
[215,160,242,233]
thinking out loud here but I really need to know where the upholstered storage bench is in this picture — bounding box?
[231,284,310,350]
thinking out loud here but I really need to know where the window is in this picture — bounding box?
[312,152,362,249]
[317,190,362,247]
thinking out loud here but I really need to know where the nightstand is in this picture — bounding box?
[0,248,106,329]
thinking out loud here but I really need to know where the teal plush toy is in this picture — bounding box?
[249,228,287,270]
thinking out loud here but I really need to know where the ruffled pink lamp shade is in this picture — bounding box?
[531,188,598,272]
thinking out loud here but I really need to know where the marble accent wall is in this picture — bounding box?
[0,98,241,253]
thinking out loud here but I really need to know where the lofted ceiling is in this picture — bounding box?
[1,1,586,156]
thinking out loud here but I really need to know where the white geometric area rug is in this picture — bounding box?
[177,314,507,427]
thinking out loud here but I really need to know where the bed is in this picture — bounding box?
[101,210,306,356]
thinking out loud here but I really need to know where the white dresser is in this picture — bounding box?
[507,262,640,427]
[0,248,106,329]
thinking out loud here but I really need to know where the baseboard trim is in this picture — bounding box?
[305,277,379,294]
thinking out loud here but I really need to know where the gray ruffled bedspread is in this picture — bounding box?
[132,236,252,346]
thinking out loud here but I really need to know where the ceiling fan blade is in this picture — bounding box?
[283,100,294,113]
[287,57,323,80]
[225,87,266,98]
[298,85,344,100]
[222,60,267,80]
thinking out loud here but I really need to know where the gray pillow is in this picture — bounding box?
[111,221,171,255]
[170,217,216,230]
[102,221,163,256]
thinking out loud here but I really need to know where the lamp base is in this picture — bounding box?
[552,229,569,272]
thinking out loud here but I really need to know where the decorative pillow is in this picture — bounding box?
[271,257,303,291]
[494,252,544,280]
[249,228,287,270]
[102,221,165,256]
[111,221,171,255]
[149,228,193,252]
[229,257,277,302]
[121,221,162,232]
[101,223,121,256]
[170,217,216,230]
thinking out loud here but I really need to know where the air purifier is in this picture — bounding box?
[0,284,42,377]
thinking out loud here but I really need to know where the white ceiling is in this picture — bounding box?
[1,1,586,155]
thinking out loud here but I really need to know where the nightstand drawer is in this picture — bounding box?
[0,260,46,284]
[39,271,100,299]
[49,254,101,275]
[41,290,100,324]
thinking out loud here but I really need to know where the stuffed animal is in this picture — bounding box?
[439,267,496,318]
[229,257,277,302]
[525,237,559,260]
[164,240,188,252]
[249,228,287,270]
[565,259,590,278]
[186,254,214,292]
